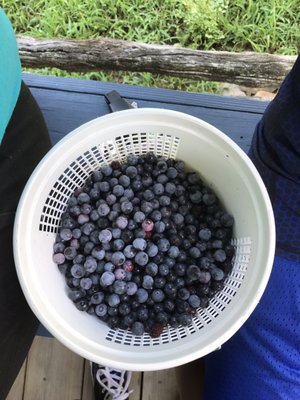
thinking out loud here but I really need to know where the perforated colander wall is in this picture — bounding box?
[39,132,180,232]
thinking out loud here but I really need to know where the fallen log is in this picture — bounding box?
[17,36,297,87]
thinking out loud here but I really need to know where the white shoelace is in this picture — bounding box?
[95,366,133,400]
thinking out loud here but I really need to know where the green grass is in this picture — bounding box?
[1,0,299,93]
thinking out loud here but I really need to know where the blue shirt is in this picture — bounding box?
[204,55,300,399]
[0,7,21,143]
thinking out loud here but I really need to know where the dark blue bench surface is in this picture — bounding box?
[23,73,269,154]
[22,73,269,337]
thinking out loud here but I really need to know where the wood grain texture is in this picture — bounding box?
[18,36,296,87]
[23,337,84,400]
[142,369,179,400]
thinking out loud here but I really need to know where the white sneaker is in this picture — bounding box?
[91,362,133,400]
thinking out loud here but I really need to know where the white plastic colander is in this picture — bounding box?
[13,108,275,371]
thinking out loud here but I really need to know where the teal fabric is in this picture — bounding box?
[0,8,21,143]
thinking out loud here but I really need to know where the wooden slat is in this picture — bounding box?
[23,337,84,400]
[23,73,269,113]
[142,369,179,400]
[81,360,95,400]
[6,360,26,400]
[129,372,143,400]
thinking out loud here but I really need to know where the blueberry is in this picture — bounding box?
[157,174,168,184]
[77,213,89,225]
[159,195,171,207]
[53,253,66,265]
[100,271,115,287]
[187,172,199,184]
[121,201,133,214]
[68,289,86,302]
[133,211,146,224]
[123,188,135,200]
[77,192,90,205]
[141,201,153,215]
[135,251,149,266]
[168,245,180,258]
[106,194,117,205]
[143,189,155,201]
[142,275,154,290]
[153,183,164,195]
[199,271,211,284]
[213,249,227,263]
[101,165,113,177]
[153,275,166,288]
[210,266,225,281]
[158,264,169,276]
[165,182,176,195]
[115,215,128,229]
[198,228,212,241]
[123,245,137,259]
[111,251,126,266]
[84,256,97,272]
[70,264,85,278]
[188,294,201,308]
[166,167,178,179]
[98,229,112,243]
[136,288,149,303]
[126,281,138,296]
[99,181,110,192]
[157,238,170,252]
[91,292,105,305]
[81,222,96,236]
[95,303,108,317]
[59,228,72,241]
[145,262,158,277]
[112,227,122,239]
[80,277,93,290]
[131,321,145,336]
[189,246,201,259]
[154,221,165,233]
[119,175,130,187]
[113,239,125,251]
[186,265,201,281]
[113,184,125,197]
[133,238,147,251]
[107,293,120,307]
[190,190,202,204]
[114,268,127,280]
[137,306,149,322]
[75,298,89,312]
[146,242,159,257]
[151,289,165,303]
[177,313,193,326]
[125,165,138,178]
[220,212,234,227]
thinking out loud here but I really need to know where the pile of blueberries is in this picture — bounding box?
[53,152,235,337]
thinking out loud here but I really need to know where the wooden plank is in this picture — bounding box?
[129,372,143,400]
[22,73,269,114]
[81,360,94,400]
[23,337,84,400]
[6,360,26,400]
[142,369,179,400]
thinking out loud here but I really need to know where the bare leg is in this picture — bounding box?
[175,358,205,400]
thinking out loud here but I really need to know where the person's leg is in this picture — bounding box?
[175,358,205,400]
[0,82,51,399]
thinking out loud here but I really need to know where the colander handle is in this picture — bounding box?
[105,90,138,113]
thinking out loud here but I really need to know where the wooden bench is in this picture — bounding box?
[9,72,270,400]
